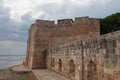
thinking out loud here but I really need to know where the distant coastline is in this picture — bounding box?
[0,55,25,70]
[0,54,25,56]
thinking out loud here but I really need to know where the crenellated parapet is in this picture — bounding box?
[35,19,55,27]
[57,19,74,27]
[29,17,100,28]
[74,16,89,25]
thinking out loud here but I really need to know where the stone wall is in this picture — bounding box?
[46,30,120,80]
[26,16,100,69]
[26,16,120,80]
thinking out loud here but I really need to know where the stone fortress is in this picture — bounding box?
[26,16,120,80]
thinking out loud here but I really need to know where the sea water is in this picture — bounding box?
[0,55,25,70]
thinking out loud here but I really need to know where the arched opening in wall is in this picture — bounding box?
[69,59,75,77]
[87,61,98,80]
[59,59,62,72]
[52,58,54,67]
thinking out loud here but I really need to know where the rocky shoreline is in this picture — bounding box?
[0,66,37,80]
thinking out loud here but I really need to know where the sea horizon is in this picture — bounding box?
[0,55,25,70]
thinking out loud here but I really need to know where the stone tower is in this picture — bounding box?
[26,16,100,69]
[26,20,55,69]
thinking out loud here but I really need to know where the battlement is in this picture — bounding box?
[33,17,99,28]
[89,18,100,32]
[57,17,99,27]
[35,19,55,27]
[57,19,74,26]
[29,16,100,38]
[74,16,89,25]
[89,18,99,24]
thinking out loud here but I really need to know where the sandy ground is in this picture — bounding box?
[0,67,37,80]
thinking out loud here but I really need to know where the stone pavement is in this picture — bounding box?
[32,69,70,80]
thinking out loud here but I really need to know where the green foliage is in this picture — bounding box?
[100,12,120,34]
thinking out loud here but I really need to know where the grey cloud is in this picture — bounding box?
[0,0,120,55]
[0,4,34,42]
[0,0,33,55]
[35,0,120,20]
[0,0,120,42]
[67,0,120,18]
[35,1,71,19]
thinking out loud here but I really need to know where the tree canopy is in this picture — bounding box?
[100,12,120,34]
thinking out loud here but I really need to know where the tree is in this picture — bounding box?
[100,12,120,34]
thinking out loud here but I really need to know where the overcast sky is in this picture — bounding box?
[0,0,120,55]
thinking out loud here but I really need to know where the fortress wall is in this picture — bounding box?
[26,20,55,69]
[26,17,120,80]
[49,17,100,48]
[46,30,120,80]
[26,24,37,68]
[26,17,100,69]
[30,22,52,69]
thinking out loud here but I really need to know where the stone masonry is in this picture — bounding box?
[26,16,120,80]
